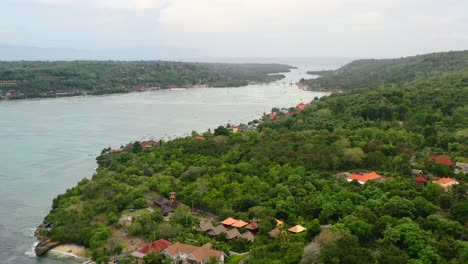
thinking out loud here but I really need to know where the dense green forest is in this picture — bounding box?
[37,56,467,264]
[0,61,291,100]
[302,50,468,91]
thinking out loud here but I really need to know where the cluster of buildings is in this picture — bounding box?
[197,217,257,242]
[106,140,160,154]
[131,239,225,264]
[268,219,307,238]
[0,79,20,84]
[414,156,462,191]
[269,102,309,121]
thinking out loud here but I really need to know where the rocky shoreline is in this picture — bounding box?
[34,224,60,256]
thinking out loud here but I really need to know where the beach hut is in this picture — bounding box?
[268,228,280,239]
[197,221,214,232]
[221,217,238,226]
[231,220,248,228]
[226,228,241,240]
[241,231,255,242]
[208,225,227,236]
[288,225,307,234]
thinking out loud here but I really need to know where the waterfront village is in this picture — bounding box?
[0,80,209,100]
[89,102,465,264]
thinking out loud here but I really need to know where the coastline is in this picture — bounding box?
[28,66,325,262]
[49,244,88,262]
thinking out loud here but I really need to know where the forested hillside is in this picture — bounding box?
[38,64,468,263]
[0,61,291,100]
[303,50,468,91]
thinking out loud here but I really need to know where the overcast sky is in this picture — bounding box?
[1,0,467,58]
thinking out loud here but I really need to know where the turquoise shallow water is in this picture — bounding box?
[0,65,334,263]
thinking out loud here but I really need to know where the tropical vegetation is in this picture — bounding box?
[38,52,467,263]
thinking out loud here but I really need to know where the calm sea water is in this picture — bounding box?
[0,63,340,263]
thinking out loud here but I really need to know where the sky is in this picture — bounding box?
[1,0,468,58]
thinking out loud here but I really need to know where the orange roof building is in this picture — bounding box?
[221,217,238,226]
[347,171,382,184]
[434,177,459,191]
[275,218,284,227]
[288,225,307,234]
[231,220,248,228]
[194,136,206,141]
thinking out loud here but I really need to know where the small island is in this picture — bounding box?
[0,61,293,100]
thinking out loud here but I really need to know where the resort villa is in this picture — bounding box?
[346,172,382,184]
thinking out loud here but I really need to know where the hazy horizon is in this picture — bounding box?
[2,0,468,60]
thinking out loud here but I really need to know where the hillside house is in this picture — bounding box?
[152,192,183,216]
[288,225,307,234]
[269,112,279,120]
[432,156,455,166]
[268,228,280,239]
[414,176,428,187]
[244,222,258,231]
[275,218,284,227]
[208,225,227,236]
[346,172,382,185]
[140,140,159,149]
[296,102,308,111]
[226,228,241,240]
[231,220,248,228]
[131,239,172,259]
[221,217,238,226]
[434,177,459,191]
[197,222,214,232]
[241,231,255,242]
[162,242,225,264]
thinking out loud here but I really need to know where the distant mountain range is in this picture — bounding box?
[0,44,354,68]
[0,44,206,61]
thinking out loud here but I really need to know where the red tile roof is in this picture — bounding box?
[244,222,258,230]
[415,176,428,183]
[138,239,172,254]
[194,136,206,141]
[269,112,279,120]
[433,156,454,166]
[296,102,307,110]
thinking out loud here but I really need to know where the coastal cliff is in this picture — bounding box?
[34,224,60,256]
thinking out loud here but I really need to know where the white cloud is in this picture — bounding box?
[2,0,468,57]
[25,0,165,10]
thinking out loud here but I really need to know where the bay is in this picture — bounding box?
[0,63,335,263]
